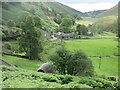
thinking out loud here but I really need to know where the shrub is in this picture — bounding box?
[67,50,94,76]
[50,47,70,75]
[1,65,18,72]
[4,43,11,50]
[42,75,58,82]
[50,47,94,76]
[61,75,73,84]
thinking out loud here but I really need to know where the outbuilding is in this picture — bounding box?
[86,32,93,36]
[37,62,54,73]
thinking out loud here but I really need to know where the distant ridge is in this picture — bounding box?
[97,4,118,18]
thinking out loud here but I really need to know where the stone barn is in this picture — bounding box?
[37,62,55,73]
[54,32,78,39]
[86,32,93,36]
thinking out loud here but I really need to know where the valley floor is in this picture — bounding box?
[1,38,119,88]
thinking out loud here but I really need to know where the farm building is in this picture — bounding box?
[54,32,79,39]
[86,32,93,36]
[37,62,55,73]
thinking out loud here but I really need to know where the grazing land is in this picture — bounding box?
[2,38,118,77]
[1,2,119,89]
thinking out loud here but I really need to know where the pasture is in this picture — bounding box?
[2,55,42,71]
[2,38,118,77]
[76,20,93,26]
[65,39,118,56]
[64,39,118,76]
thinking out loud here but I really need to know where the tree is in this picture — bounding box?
[19,13,43,60]
[50,47,94,76]
[29,7,36,15]
[76,24,88,35]
[7,20,15,27]
[60,17,75,27]
[58,26,73,33]
[57,16,75,33]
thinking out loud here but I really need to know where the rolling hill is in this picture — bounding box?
[89,4,118,34]
[85,10,107,18]
[1,2,87,31]
[97,4,118,18]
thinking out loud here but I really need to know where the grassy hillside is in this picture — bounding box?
[94,16,118,27]
[45,2,86,17]
[1,2,119,88]
[85,10,107,18]
[1,2,87,32]
[89,15,118,34]
[97,4,118,18]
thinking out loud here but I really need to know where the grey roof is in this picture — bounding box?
[38,62,52,72]
[55,32,78,39]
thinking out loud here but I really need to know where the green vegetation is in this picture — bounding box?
[1,1,118,88]
[65,39,117,56]
[2,55,42,70]
[89,16,118,34]
[57,16,75,33]
[97,4,118,18]
[76,24,88,35]
[92,57,118,76]
[76,20,93,26]
[2,39,118,77]
[50,47,94,76]
[85,10,107,18]
[18,12,43,60]
[1,66,118,88]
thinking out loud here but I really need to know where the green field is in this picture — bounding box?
[64,39,118,76]
[2,55,42,71]
[1,2,119,89]
[2,39,118,77]
[92,57,118,76]
[65,39,117,56]
[76,20,93,26]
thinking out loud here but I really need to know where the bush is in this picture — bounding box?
[1,65,18,72]
[61,75,73,84]
[42,75,58,82]
[50,47,70,75]
[4,43,11,50]
[50,47,94,76]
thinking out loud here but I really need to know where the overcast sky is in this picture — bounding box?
[56,0,119,12]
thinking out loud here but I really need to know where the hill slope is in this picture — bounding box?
[90,4,118,34]
[1,2,87,31]
[85,10,107,18]
[97,4,118,18]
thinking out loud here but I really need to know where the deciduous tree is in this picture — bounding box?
[19,13,43,60]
